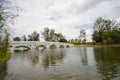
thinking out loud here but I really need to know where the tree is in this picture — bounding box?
[79,29,86,44]
[52,33,65,42]
[94,17,112,32]
[0,0,19,58]
[1,30,9,55]
[92,17,120,44]
[28,31,39,41]
[32,31,39,41]
[59,38,67,42]
[0,0,19,30]
[68,39,81,45]
[28,35,32,41]
[13,36,21,41]
[22,35,27,41]
[92,31,102,43]
[49,29,55,40]
[0,0,19,42]
[42,27,50,41]
[42,27,67,42]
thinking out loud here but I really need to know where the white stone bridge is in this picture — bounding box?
[10,41,74,50]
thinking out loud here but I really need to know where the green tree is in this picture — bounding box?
[92,17,120,44]
[92,31,102,43]
[42,27,50,41]
[59,38,67,42]
[22,35,27,41]
[28,31,39,41]
[52,33,65,42]
[49,29,55,40]
[94,17,112,32]
[110,31,120,44]
[32,31,39,41]
[42,27,67,42]
[13,36,21,41]
[28,35,32,41]
[79,29,86,44]
[0,0,19,59]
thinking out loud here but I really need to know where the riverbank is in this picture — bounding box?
[0,52,10,69]
[74,44,120,48]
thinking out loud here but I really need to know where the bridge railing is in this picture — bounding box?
[10,41,74,46]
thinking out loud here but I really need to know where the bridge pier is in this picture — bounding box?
[30,44,36,49]
[46,45,50,49]
[56,45,60,48]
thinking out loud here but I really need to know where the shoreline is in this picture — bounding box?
[73,44,120,48]
[0,52,10,70]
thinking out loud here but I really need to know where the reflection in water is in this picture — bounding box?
[94,47,120,80]
[41,49,65,69]
[10,49,66,70]
[0,63,7,80]
[28,50,39,66]
[80,47,88,66]
[12,50,39,66]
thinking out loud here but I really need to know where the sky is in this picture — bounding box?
[11,0,120,42]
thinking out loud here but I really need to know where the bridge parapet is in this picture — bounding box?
[10,41,74,50]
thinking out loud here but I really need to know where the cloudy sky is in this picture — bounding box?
[12,0,120,42]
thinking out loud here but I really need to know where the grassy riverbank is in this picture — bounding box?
[0,52,10,69]
[74,44,120,48]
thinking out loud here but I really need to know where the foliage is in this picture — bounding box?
[28,31,39,41]
[0,52,10,69]
[59,38,67,42]
[0,0,18,28]
[92,17,120,44]
[42,27,50,41]
[0,0,19,68]
[13,31,40,41]
[42,27,67,42]
[0,0,19,46]
[69,39,81,45]
[79,29,86,44]
[13,36,21,41]
[22,35,27,41]
[93,17,112,32]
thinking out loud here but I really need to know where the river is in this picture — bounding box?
[0,47,120,80]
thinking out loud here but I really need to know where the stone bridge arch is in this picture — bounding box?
[59,45,65,48]
[11,44,31,50]
[35,45,46,49]
[49,44,57,49]
[15,45,30,49]
[66,45,70,48]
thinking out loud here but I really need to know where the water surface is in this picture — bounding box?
[1,47,120,80]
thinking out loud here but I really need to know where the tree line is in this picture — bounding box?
[13,31,40,41]
[13,27,67,42]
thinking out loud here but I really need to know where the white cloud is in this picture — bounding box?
[11,0,120,42]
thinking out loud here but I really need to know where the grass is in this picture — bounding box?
[73,44,120,48]
[73,44,103,48]
[0,52,10,69]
